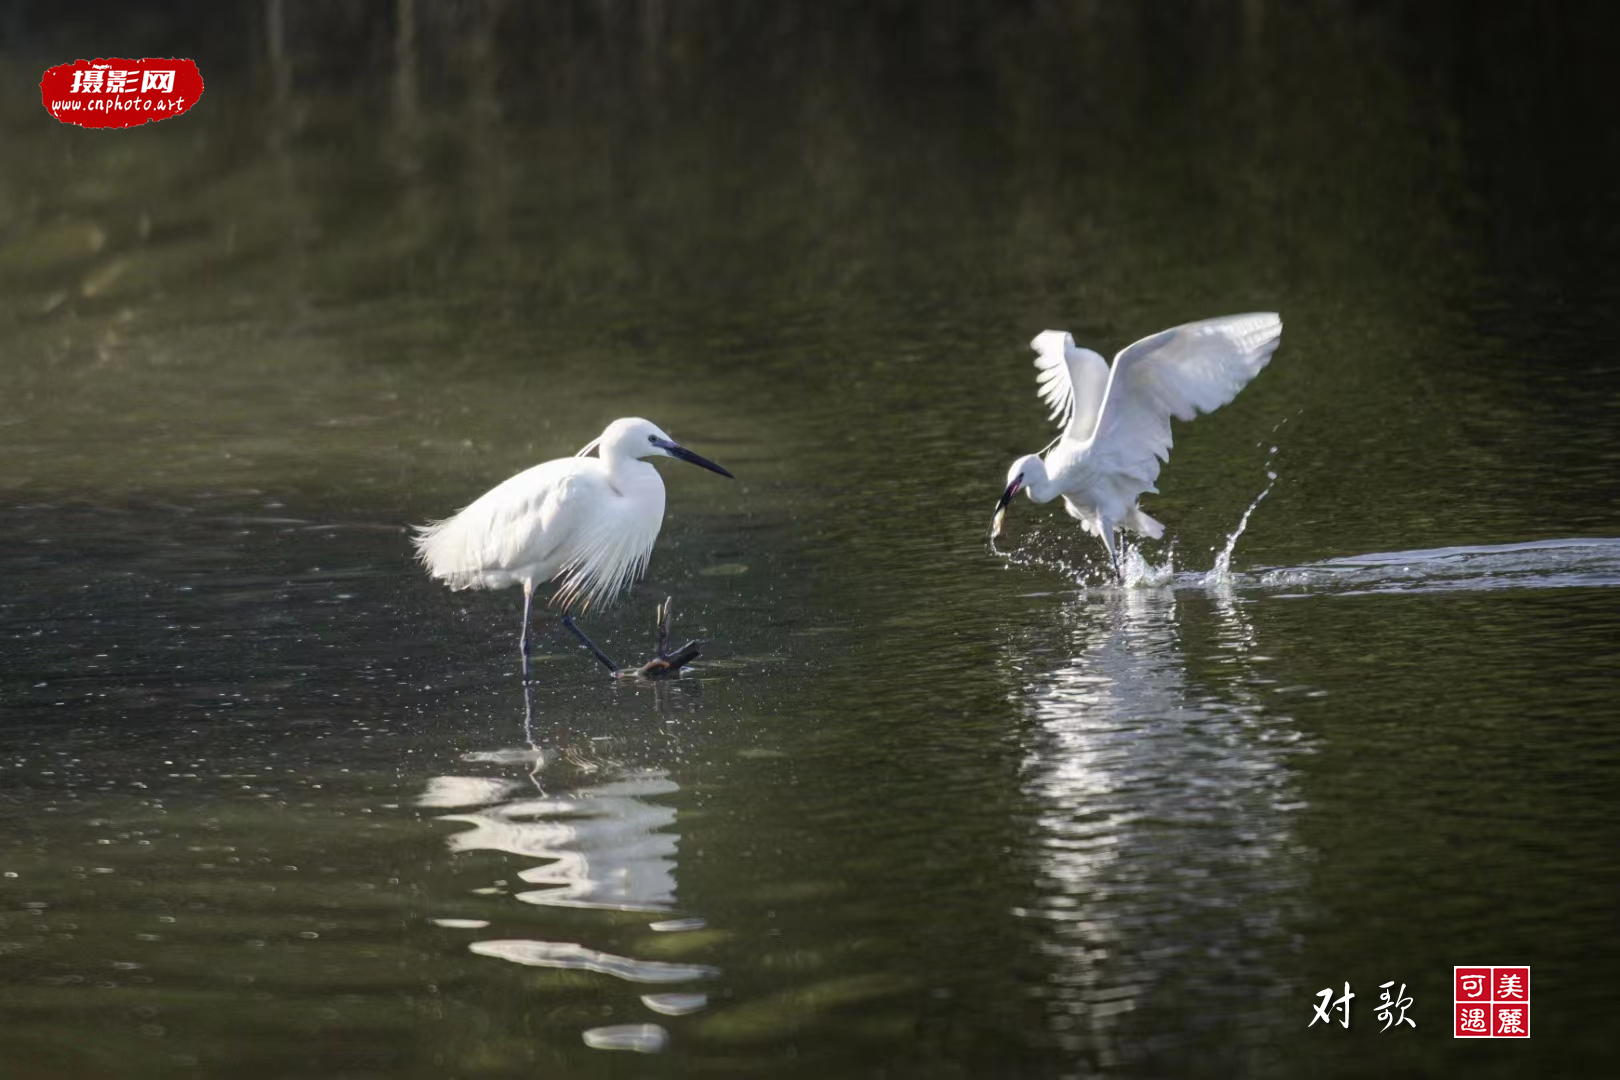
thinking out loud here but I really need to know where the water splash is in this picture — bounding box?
[1205,459,1278,586]
[996,438,1283,590]
[1120,538,1176,588]
[994,526,1174,589]
[992,425,1620,598]
[996,509,1620,597]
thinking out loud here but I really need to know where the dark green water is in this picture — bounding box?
[2,3,1617,1076]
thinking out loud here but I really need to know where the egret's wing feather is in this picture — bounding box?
[1089,312,1281,486]
[1031,330,1111,441]
[412,459,583,590]
[413,455,663,613]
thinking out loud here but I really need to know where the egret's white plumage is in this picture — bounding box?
[415,437,663,613]
[995,313,1282,571]
[415,417,732,672]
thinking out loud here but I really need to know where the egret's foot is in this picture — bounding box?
[626,640,704,679]
[618,597,703,679]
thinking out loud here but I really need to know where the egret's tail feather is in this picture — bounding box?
[412,517,494,591]
[1125,506,1165,539]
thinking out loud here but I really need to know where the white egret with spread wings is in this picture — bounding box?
[993,314,1282,578]
[415,417,733,678]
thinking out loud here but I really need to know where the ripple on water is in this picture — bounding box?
[1248,537,1620,595]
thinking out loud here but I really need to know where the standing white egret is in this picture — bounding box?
[414,417,733,677]
[992,313,1282,578]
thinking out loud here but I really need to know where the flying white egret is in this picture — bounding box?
[992,313,1282,578]
[414,417,733,677]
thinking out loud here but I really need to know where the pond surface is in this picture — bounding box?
[2,4,1617,1077]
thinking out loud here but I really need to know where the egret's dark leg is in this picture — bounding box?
[1100,528,1123,585]
[561,614,620,675]
[519,580,535,678]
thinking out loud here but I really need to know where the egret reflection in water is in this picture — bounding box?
[1010,584,1313,1065]
[410,683,725,1058]
[424,753,682,912]
[420,683,699,914]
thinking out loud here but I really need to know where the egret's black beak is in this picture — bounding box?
[991,474,1023,539]
[653,437,734,479]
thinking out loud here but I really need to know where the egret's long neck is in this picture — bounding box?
[598,449,661,499]
[597,433,641,476]
[1023,459,1058,503]
[594,436,647,493]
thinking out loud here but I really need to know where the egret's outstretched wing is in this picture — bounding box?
[1031,330,1111,442]
[1089,313,1281,485]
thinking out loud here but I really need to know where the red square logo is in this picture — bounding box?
[1455,1002,1490,1037]
[1455,964,1531,1038]
[1492,967,1530,1002]
[1492,1002,1530,1037]
[1454,966,1491,1002]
